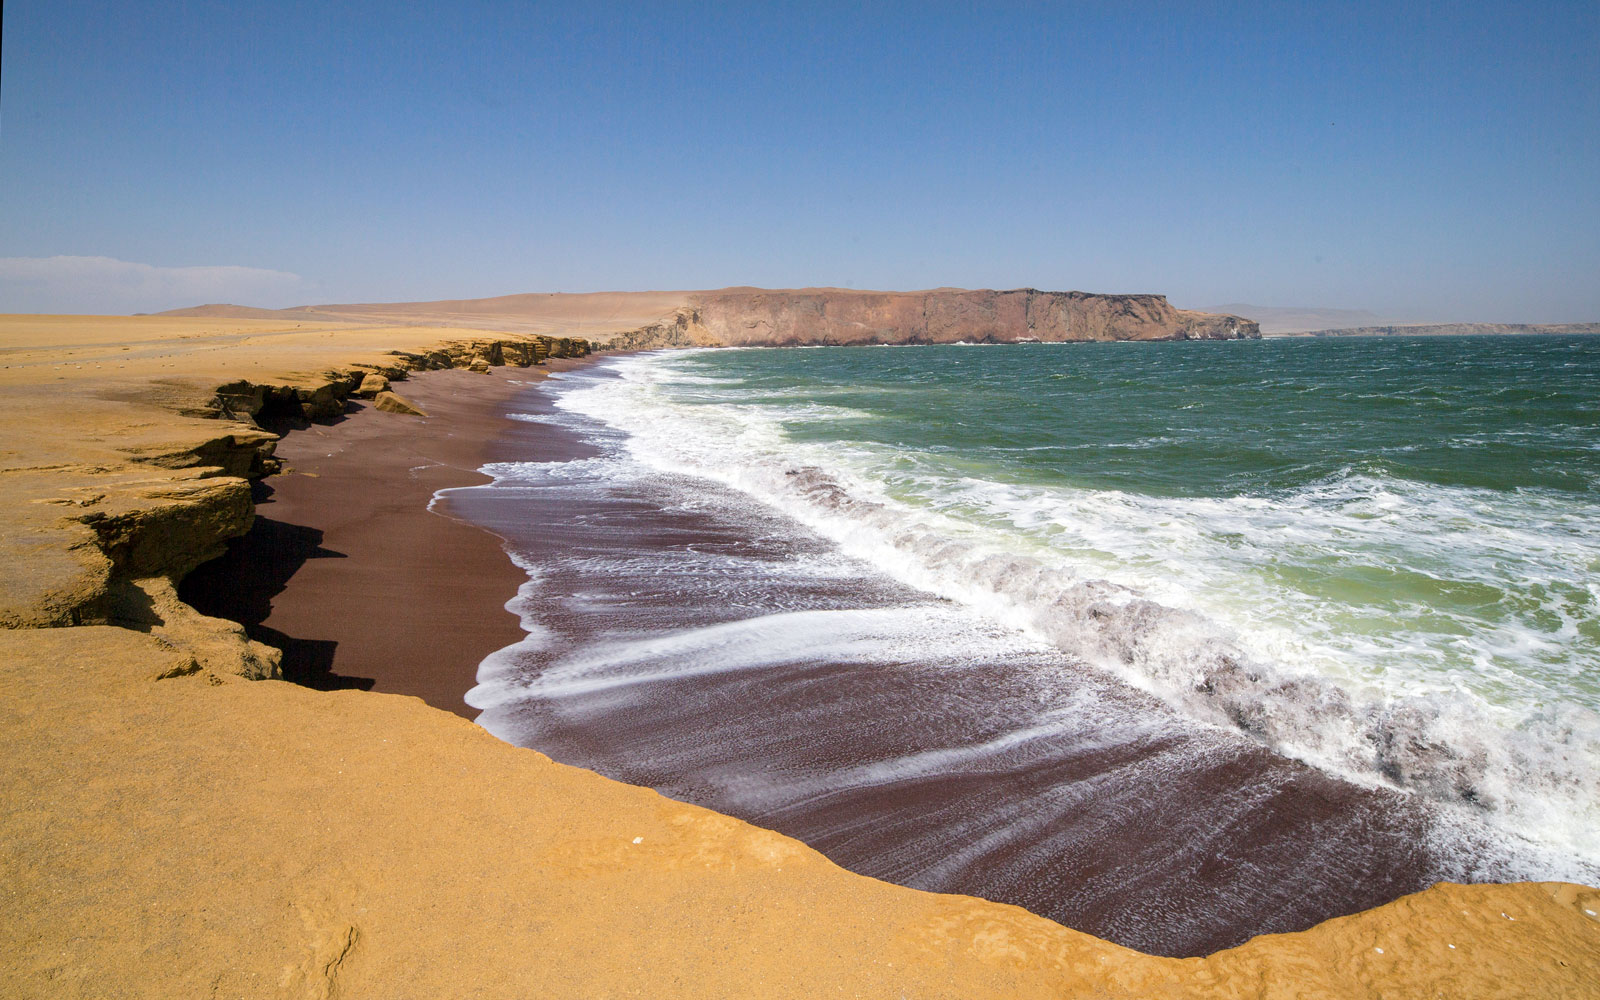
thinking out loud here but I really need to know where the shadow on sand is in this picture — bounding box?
[179,480,374,692]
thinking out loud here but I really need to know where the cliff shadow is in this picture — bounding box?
[253,398,359,435]
[178,481,374,692]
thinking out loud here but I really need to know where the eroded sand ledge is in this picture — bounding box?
[2,314,1597,998]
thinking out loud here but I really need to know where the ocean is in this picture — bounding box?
[448,336,1599,955]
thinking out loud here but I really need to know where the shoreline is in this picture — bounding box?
[3,317,1598,996]
[433,353,1514,957]
[180,358,596,717]
[229,345,1568,951]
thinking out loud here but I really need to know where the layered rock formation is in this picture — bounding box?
[2,313,1595,999]
[683,287,1258,346]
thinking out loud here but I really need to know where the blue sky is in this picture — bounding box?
[2,1,1596,319]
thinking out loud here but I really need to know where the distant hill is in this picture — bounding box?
[158,303,335,321]
[1200,304,1393,336]
[157,292,691,337]
[1281,322,1600,338]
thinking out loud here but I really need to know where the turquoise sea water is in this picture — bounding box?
[554,336,1599,866]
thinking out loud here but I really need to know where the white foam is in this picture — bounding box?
[464,549,556,709]
[542,350,1600,872]
[471,603,1041,710]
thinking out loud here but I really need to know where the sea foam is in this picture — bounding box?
[550,348,1600,875]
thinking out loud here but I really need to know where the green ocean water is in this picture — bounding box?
[561,335,1600,859]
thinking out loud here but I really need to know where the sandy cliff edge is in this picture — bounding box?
[1,313,1595,998]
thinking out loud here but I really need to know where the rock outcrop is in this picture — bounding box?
[373,389,428,416]
[0,322,590,638]
[680,287,1259,346]
[563,288,1259,349]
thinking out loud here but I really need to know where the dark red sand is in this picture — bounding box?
[182,361,591,716]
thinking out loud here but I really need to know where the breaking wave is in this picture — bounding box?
[552,348,1600,872]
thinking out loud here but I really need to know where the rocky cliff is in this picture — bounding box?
[678,287,1259,347]
[0,321,587,635]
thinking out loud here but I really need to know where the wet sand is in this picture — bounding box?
[182,361,591,716]
[449,364,1447,957]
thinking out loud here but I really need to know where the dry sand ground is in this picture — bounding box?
[2,314,1598,998]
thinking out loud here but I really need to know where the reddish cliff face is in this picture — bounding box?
[684,288,1259,346]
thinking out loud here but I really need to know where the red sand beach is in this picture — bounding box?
[182,360,593,716]
[193,351,1447,956]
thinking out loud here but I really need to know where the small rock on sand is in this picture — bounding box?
[373,390,428,417]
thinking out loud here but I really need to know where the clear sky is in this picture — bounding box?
[2,1,1596,320]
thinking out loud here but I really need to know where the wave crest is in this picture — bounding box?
[553,352,1600,868]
